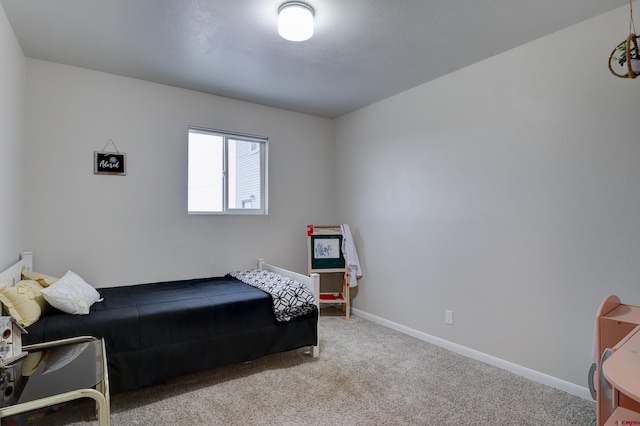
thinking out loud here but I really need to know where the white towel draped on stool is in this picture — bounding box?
[341,224,362,287]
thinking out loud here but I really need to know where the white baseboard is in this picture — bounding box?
[351,308,593,401]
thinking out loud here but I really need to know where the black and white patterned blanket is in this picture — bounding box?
[228,269,316,322]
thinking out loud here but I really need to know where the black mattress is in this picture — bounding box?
[24,275,318,393]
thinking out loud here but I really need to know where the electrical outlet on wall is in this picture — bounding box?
[445,309,454,325]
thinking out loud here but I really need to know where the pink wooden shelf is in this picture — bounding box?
[604,406,640,426]
[603,325,640,404]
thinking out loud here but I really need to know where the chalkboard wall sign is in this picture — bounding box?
[310,234,345,269]
[94,151,126,175]
[94,139,126,175]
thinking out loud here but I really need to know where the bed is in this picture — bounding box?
[0,253,319,394]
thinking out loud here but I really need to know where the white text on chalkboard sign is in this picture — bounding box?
[94,152,126,175]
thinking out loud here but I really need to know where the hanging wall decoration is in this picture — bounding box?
[609,0,640,78]
[94,139,126,176]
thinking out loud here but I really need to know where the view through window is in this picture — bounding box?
[188,127,267,214]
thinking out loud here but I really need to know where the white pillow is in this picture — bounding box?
[41,270,103,315]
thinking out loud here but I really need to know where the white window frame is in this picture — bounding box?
[188,126,268,215]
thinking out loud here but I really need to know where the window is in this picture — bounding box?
[188,127,267,215]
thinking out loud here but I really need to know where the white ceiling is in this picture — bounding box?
[0,0,629,118]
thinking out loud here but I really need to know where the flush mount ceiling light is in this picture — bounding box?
[278,2,315,42]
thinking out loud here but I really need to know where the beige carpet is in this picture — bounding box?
[14,311,595,425]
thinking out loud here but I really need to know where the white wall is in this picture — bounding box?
[23,60,335,286]
[334,6,640,388]
[0,3,25,270]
